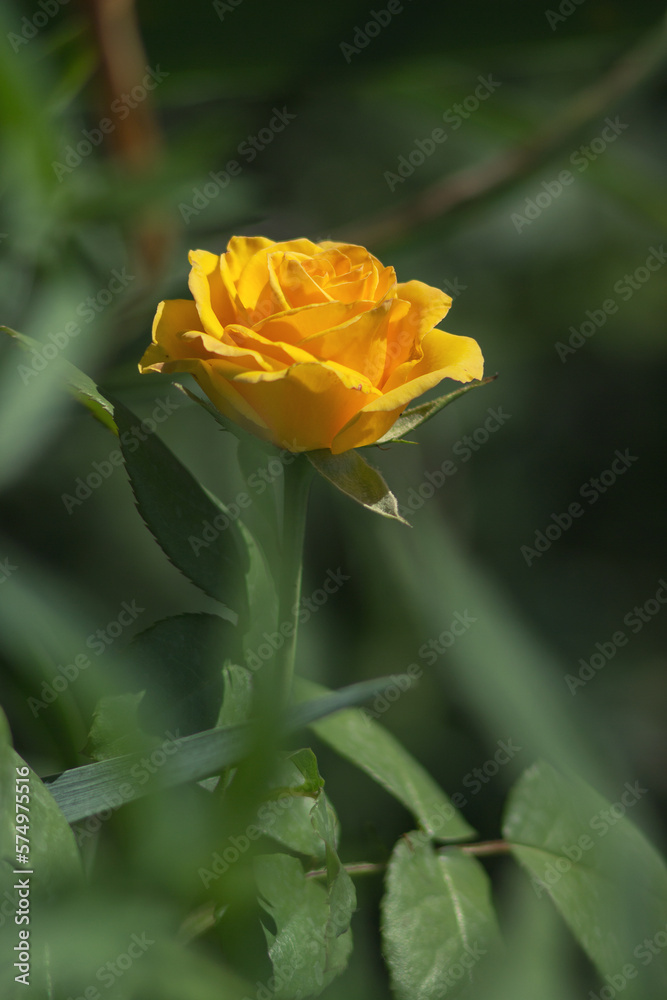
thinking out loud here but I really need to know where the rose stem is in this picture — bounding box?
[273,454,314,710]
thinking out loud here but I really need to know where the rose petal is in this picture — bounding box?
[155,356,271,437]
[382,280,453,382]
[254,299,375,345]
[331,328,483,453]
[229,361,382,452]
[296,301,399,385]
[139,298,203,367]
[223,236,276,280]
[277,255,334,307]
[382,326,483,393]
[180,330,277,373]
[188,250,238,335]
[234,238,321,313]
[224,325,318,367]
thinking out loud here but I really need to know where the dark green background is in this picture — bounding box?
[1,0,666,996]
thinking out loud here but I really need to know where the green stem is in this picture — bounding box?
[273,454,313,709]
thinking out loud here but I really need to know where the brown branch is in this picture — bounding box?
[339,15,667,248]
[307,861,386,879]
[307,840,514,880]
[446,839,513,857]
[82,0,161,170]
[81,0,173,279]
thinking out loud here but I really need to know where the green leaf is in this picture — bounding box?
[255,853,353,998]
[286,748,326,798]
[82,692,149,761]
[257,794,329,860]
[295,678,474,841]
[377,376,497,444]
[24,895,254,1000]
[128,613,239,736]
[306,448,409,524]
[1,326,117,433]
[503,761,667,998]
[255,751,330,860]
[290,675,423,732]
[310,794,356,938]
[44,722,251,823]
[381,836,499,1000]
[44,678,410,823]
[217,663,254,728]
[0,706,83,901]
[111,396,249,614]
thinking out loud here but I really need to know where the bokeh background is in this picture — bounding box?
[1,0,666,996]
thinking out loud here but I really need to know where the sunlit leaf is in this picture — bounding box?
[1,327,116,432]
[307,447,409,524]
[377,376,497,444]
[296,678,474,841]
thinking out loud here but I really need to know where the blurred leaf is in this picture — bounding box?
[370,506,601,782]
[30,894,253,1000]
[295,678,475,841]
[1,327,117,433]
[472,863,580,1000]
[129,613,239,736]
[0,706,82,910]
[238,516,278,659]
[112,396,249,615]
[0,289,107,492]
[381,836,500,1000]
[376,376,497,444]
[307,448,409,524]
[503,761,667,998]
[255,853,353,999]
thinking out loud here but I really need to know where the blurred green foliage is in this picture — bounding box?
[1,0,666,995]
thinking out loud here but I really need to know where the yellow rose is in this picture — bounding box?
[139,237,483,453]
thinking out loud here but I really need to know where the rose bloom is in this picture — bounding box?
[139,237,483,453]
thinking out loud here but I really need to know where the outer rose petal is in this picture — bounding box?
[382,327,483,393]
[139,298,203,370]
[188,250,238,334]
[154,356,271,439]
[228,361,382,452]
[331,328,483,454]
[383,280,453,382]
